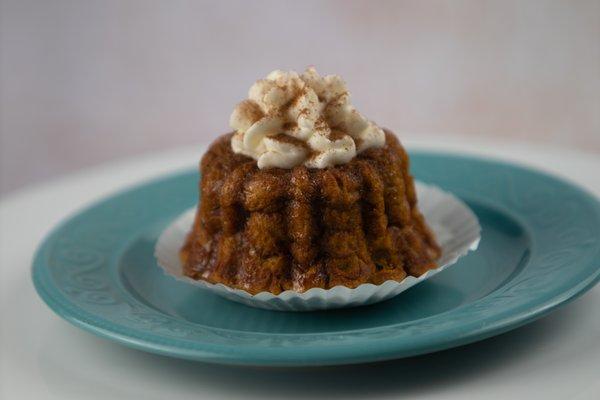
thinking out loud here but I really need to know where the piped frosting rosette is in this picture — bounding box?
[230,68,386,169]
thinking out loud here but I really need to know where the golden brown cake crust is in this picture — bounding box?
[180,130,441,294]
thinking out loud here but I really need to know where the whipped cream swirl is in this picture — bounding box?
[230,68,385,169]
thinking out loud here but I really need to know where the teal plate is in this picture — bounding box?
[32,152,600,366]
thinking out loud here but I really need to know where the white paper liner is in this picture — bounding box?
[154,182,480,311]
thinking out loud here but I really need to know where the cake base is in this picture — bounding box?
[181,131,441,295]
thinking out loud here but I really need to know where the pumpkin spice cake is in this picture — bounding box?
[181,68,441,294]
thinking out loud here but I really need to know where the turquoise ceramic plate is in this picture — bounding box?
[32,152,600,366]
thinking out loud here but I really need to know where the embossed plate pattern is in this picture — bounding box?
[32,152,600,366]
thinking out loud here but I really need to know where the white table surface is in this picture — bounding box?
[1,135,599,400]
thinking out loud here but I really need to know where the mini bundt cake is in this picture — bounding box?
[180,68,440,294]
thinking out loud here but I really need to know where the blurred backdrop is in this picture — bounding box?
[1,0,599,195]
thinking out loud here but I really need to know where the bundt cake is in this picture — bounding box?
[180,68,441,294]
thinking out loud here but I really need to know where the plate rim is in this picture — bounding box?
[31,151,600,366]
[32,265,600,366]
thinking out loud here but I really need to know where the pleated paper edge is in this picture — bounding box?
[154,182,481,311]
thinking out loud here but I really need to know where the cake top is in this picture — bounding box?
[229,67,385,169]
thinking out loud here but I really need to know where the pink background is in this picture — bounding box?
[1,0,599,195]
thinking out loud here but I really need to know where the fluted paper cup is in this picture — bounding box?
[155,182,480,311]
